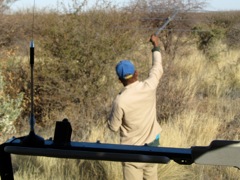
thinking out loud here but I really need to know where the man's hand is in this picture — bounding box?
[149,34,159,47]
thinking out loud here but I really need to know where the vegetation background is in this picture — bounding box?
[0,0,239,179]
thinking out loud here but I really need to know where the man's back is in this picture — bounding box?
[109,50,163,145]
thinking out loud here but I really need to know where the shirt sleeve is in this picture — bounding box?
[144,49,163,89]
[108,97,123,132]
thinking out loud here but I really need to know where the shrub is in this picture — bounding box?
[192,26,225,60]
[0,68,23,134]
[210,11,240,49]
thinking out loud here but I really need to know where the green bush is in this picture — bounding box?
[192,26,225,60]
[0,69,23,133]
[210,11,240,49]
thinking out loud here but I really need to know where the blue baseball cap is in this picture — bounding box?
[116,60,135,79]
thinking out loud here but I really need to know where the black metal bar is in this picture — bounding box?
[2,137,193,165]
[0,137,191,180]
[30,40,35,132]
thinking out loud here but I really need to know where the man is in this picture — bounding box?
[108,34,163,180]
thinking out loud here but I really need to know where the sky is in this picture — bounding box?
[207,0,240,11]
[10,0,240,12]
[10,0,129,11]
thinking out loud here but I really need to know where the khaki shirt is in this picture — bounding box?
[108,50,163,145]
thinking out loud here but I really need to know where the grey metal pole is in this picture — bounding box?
[154,9,179,36]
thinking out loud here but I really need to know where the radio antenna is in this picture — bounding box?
[22,0,44,146]
[30,0,35,132]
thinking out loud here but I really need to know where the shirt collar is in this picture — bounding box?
[119,81,139,95]
[124,80,139,89]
